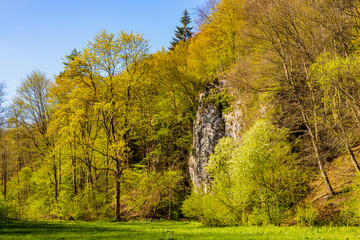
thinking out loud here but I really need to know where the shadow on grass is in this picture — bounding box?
[0,221,137,239]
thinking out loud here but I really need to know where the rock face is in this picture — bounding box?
[189,83,268,190]
[188,84,225,191]
[223,100,244,140]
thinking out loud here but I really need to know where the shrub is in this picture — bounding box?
[121,169,184,220]
[182,191,238,226]
[184,120,309,226]
[340,173,360,226]
[296,204,319,226]
[0,198,8,220]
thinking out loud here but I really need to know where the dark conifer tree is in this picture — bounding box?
[170,9,193,49]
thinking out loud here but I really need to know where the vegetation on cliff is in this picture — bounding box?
[1,0,360,226]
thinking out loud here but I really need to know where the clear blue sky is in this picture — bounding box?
[0,0,204,103]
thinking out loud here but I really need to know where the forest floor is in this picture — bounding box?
[304,145,360,224]
[0,220,360,240]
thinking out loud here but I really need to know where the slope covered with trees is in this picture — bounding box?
[1,0,360,226]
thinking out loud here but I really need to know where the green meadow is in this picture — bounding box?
[0,221,359,240]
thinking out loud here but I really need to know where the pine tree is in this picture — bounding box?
[170,9,193,49]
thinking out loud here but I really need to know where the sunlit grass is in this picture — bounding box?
[0,220,360,239]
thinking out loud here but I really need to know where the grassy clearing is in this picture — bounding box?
[0,220,359,240]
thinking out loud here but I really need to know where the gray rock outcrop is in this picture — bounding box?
[189,82,269,190]
[223,100,243,140]
[188,84,225,191]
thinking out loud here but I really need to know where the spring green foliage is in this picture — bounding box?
[340,173,360,225]
[186,0,245,81]
[1,29,203,221]
[121,169,184,219]
[183,120,309,226]
[0,198,9,220]
[295,204,319,227]
[1,0,360,226]
[310,53,360,144]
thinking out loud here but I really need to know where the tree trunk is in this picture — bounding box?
[53,157,58,202]
[2,151,7,201]
[72,155,77,195]
[80,168,85,191]
[297,92,335,197]
[59,151,62,195]
[105,157,109,194]
[312,138,334,197]
[338,122,360,172]
[115,178,121,221]
[346,142,360,172]
[115,159,121,221]
[86,157,93,188]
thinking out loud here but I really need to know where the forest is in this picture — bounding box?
[1,0,360,227]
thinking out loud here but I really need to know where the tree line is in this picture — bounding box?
[1,0,360,225]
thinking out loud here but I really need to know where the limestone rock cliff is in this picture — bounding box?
[188,82,246,190]
[223,100,244,140]
[188,80,270,190]
[188,84,225,191]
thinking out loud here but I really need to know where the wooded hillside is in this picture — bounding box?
[1,0,360,226]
